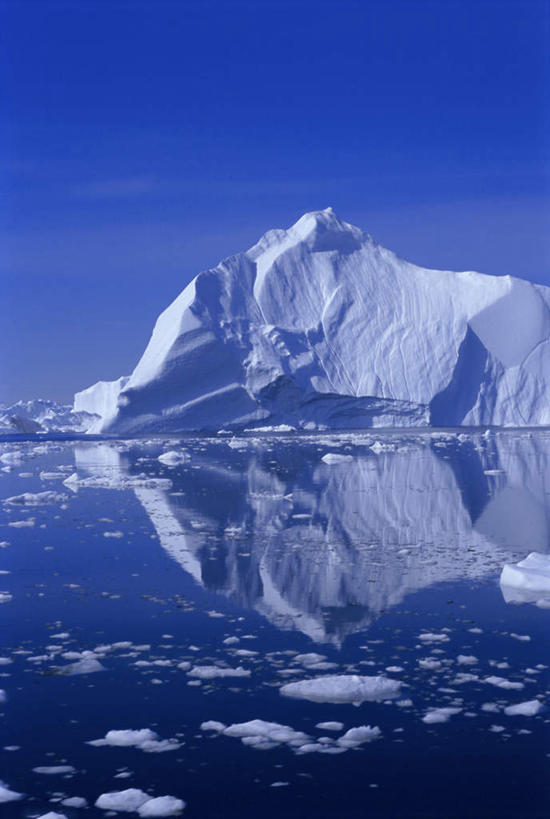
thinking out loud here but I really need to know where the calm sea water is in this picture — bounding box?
[1,429,549,818]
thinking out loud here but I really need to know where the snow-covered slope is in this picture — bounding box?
[76,209,550,433]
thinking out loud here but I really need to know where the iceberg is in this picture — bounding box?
[74,209,550,433]
[0,399,97,434]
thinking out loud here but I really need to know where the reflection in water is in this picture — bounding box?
[74,430,550,644]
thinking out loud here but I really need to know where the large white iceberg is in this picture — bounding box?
[75,209,550,433]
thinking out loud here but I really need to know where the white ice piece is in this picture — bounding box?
[95,789,152,812]
[280,674,401,704]
[137,796,186,816]
[503,700,543,717]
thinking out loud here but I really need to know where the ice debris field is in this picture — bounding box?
[0,429,549,816]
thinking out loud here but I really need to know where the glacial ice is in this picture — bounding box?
[74,209,550,433]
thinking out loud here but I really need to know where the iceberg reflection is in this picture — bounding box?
[73,431,550,642]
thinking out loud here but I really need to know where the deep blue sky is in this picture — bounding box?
[2,0,549,404]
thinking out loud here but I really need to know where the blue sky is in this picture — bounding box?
[2,0,549,404]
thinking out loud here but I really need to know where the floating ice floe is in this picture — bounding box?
[336,726,381,747]
[54,657,105,676]
[500,553,550,605]
[60,796,88,807]
[96,789,152,812]
[88,729,181,753]
[137,796,186,816]
[503,700,543,717]
[32,766,76,775]
[158,451,189,466]
[315,721,344,731]
[205,717,381,755]
[422,707,462,724]
[0,781,24,802]
[483,676,524,690]
[95,789,185,815]
[280,674,401,704]
[321,453,354,464]
[63,472,172,491]
[417,632,450,644]
[90,728,157,747]
[457,655,478,665]
[200,720,226,732]
[3,491,68,506]
[187,665,251,679]
[36,813,67,819]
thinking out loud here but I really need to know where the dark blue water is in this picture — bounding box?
[1,430,549,818]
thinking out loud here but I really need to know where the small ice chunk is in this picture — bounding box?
[483,676,524,690]
[293,653,327,666]
[139,740,181,753]
[4,491,68,506]
[280,674,400,704]
[187,666,250,679]
[60,796,88,807]
[37,813,68,819]
[0,781,24,802]
[92,729,158,747]
[95,788,152,812]
[503,700,543,717]
[321,453,353,464]
[57,658,105,675]
[137,796,186,816]
[200,721,226,732]
[337,726,381,746]
[418,632,449,643]
[422,707,462,724]
[457,655,478,665]
[33,766,76,775]
[315,721,344,731]
[158,451,189,466]
[418,659,441,670]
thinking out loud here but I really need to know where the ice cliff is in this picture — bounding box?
[75,209,550,432]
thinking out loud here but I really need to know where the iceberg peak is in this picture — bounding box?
[75,211,550,434]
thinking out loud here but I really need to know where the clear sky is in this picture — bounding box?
[2,0,549,404]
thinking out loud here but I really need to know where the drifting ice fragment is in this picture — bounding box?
[280,674,401,704]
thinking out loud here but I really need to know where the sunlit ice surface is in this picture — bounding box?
[0,428,549,817]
